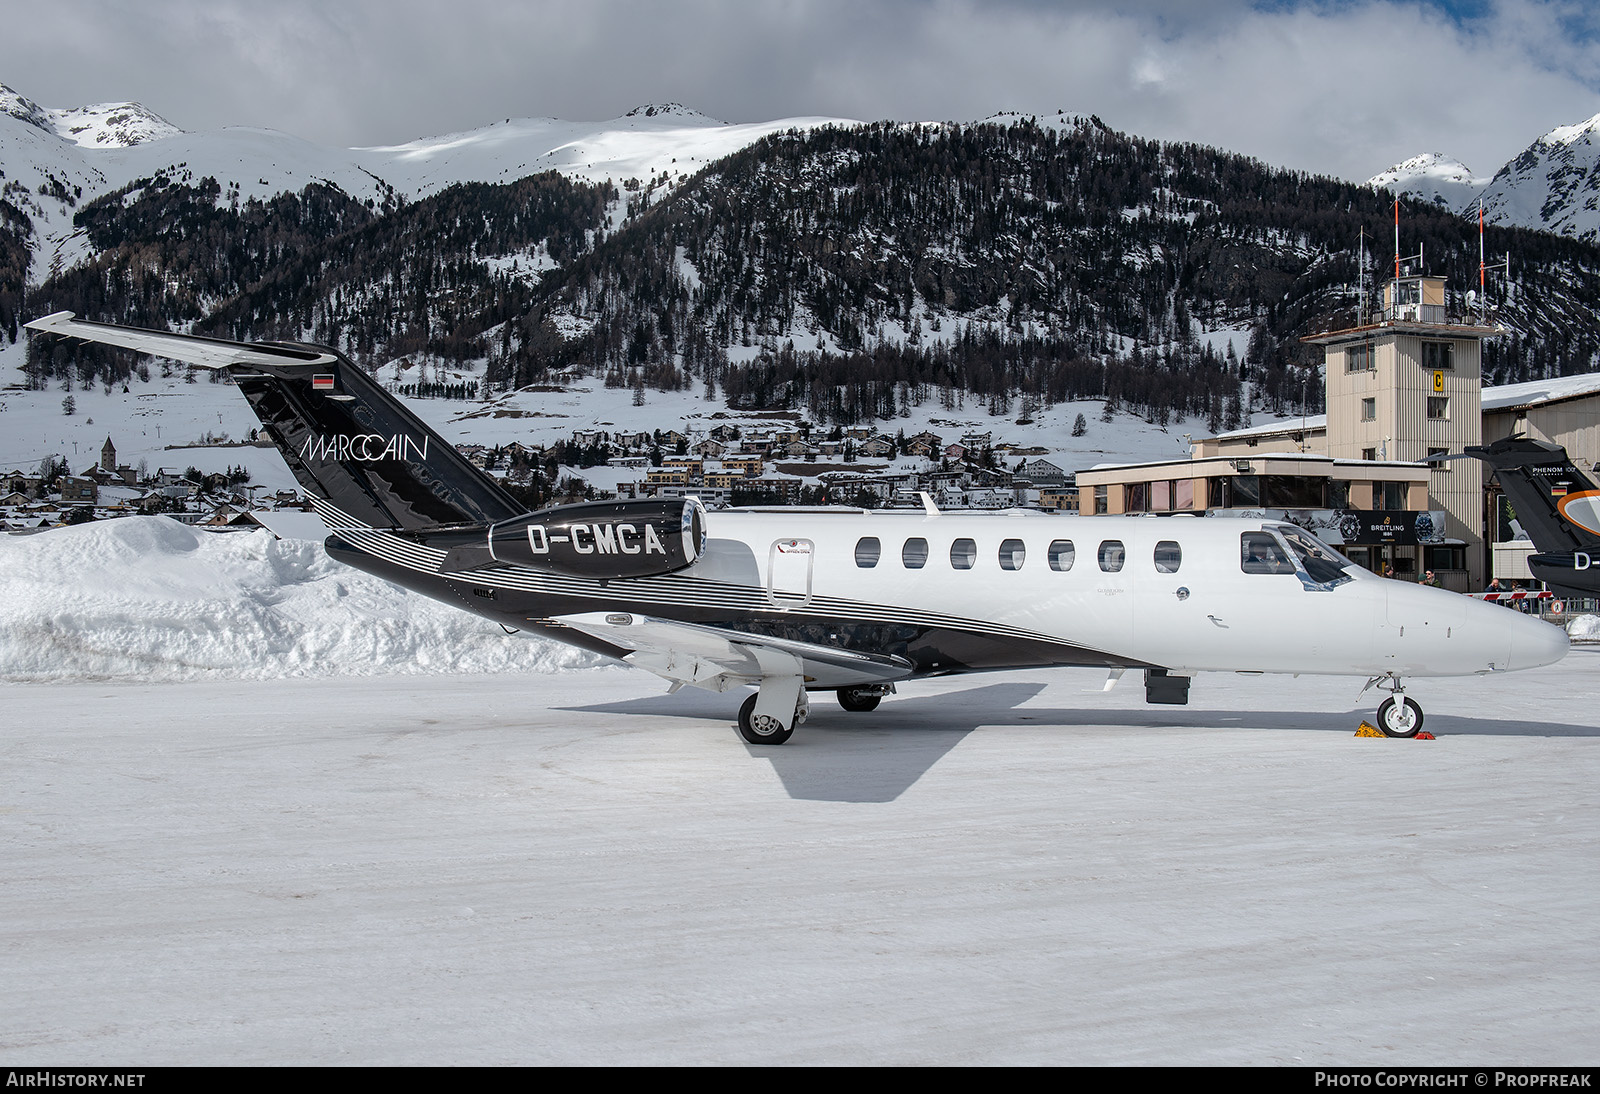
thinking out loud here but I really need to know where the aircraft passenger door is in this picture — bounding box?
[767,538,814,609]
[1130,533,1217,669]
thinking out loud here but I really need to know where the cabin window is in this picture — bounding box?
[949,538,977,570]
[1154,540,1182,574]
[1240,532,1296,575]
[1048,539,1075,571]
[999,538,1026,571]
[902,537,929,569]
[854,537,881,568]
[1098,540,1125,572]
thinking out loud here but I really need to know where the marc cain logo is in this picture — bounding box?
[299,433,430,462]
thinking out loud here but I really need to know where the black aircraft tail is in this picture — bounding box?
[25,312,523,532]
[1467,437,1600,553]
[1465,436,1600,597]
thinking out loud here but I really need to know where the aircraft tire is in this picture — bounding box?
[837,688,882,713]
[1376,696,1424,738]
[738,693,794,745]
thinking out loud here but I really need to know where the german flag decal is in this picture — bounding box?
[312,374,336,390]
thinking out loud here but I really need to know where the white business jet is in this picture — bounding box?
[26,312,1568,742]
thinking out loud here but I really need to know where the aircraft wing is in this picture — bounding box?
[549,612,915,693]
[25,311,336,373]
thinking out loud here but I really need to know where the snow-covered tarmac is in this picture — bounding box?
[5,660,1598,1065]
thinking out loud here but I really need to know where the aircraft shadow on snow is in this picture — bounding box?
[556,674,1600,802]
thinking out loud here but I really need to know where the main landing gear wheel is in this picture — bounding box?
[738,693,795,745]
[1376,696,1424,738]
[837,687,882,713]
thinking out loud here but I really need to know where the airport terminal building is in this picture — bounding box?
[1078,273,1600,591]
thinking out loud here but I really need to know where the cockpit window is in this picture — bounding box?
[1240,532,1296,575]
[1278,527,1355,588]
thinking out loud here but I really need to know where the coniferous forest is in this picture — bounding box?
[18,117,1600,430]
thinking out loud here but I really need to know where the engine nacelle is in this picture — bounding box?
[487,497,707,578]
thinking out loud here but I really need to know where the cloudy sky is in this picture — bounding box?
[3,0,1597,182]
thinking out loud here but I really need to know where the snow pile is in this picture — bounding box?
[1567,614,1600,642]
[0,517,596,681]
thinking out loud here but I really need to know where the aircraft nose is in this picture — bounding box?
[1506,612,1570,670]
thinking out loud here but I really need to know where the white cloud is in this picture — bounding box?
[1,0,1595,180]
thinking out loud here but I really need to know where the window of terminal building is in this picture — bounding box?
[1260,476,1328,509]
[1374,482,1409,510]
[1428,447,1450,473]
[1361,397,1376,422]
[1330,480,1351,508]
[1424,545,1466,571]
[1093,486,1108,514]
[1125,481,1147,512]
[1362,447,1377,462]
[1422,341,1454,370]
[1427,396,1449,420]
[1346,343,1374,372]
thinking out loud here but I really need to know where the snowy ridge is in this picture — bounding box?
[0,517,595,681]
[1479,112,1600,243]
[0,79,854,286]
[1371,114,1600,242]
[1366,152,1488,210]
[0,82,52,132]
[49,100,183,147]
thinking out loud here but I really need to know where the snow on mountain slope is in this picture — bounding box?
[354,105,854,198]
[0,516,592,681]
[1371,115,1600,242]
[1367,152,1488,210]
[48,100,184,147]
[1478,112,1600,243]
[0,82,855,286]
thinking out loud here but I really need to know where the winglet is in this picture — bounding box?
[919,491,940,516]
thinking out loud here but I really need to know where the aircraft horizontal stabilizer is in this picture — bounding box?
[25,311,336,374]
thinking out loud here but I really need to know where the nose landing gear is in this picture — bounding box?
[1364,674,1425,738]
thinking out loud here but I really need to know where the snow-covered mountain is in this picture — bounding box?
[1367,152,1489,211]
[0,81,854,286]
[1370,113,1600,243]
[1478,112,1600,243]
